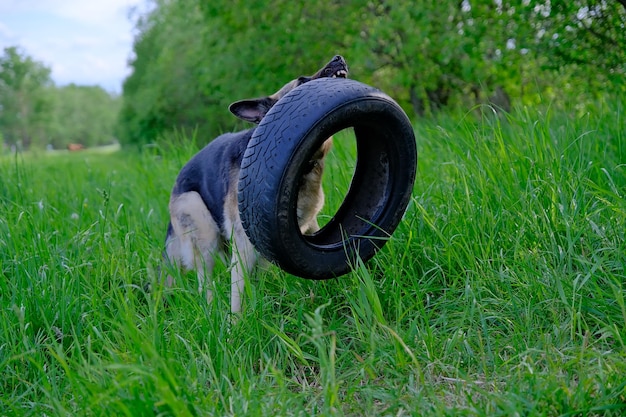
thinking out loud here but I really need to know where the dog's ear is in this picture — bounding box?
[229,97,277,124]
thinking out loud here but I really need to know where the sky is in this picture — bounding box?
[0,0,147,93]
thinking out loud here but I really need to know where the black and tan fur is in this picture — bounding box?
[164,55,348,313]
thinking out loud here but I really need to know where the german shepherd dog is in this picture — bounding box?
[164,55,348,313]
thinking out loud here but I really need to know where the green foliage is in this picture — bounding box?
[119,0,361,145]
[0,46,53,149]
[1,102,625,415]
[49,85,121,149]
[118,0,215,145]
[529,0,626,76]
[118,0,626,144]
[0,47,121,151]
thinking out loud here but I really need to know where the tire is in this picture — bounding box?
[238,78,417,279]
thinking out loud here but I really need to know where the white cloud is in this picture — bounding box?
[0,21,14,39]
[0,0,141,24]
[0,0,146,92]
[51,0,140,26]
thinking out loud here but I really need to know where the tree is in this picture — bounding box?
[0,46,53,149]
[118,0,217,145]
[119,0,361,145]
[527,0,625,76]
[49,85,120,149]
[117,0,625,144]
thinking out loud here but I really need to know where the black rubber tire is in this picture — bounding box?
[238,78,417,279]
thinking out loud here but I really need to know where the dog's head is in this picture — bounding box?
[229,55,348,124]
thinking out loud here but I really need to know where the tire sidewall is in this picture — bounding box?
[239,78,417,279]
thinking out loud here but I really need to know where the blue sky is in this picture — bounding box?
[0,0,146,93]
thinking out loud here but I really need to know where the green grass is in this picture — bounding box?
[1,101,625,416]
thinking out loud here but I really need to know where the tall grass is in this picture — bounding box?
[1,101,624,416]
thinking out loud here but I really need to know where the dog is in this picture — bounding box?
[164,55,348,313]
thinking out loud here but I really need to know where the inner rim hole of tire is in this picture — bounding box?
[301,127,357,235]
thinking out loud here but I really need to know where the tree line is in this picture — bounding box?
[119,0,625,145]
[0,47,120,151]
[2,1,624,150]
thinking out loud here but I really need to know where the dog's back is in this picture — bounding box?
[168,129,253,232]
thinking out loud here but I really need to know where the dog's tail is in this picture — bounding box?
[160,221,176,275]
[144,222,174,293]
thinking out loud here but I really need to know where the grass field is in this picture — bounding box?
[1,101,625,416]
